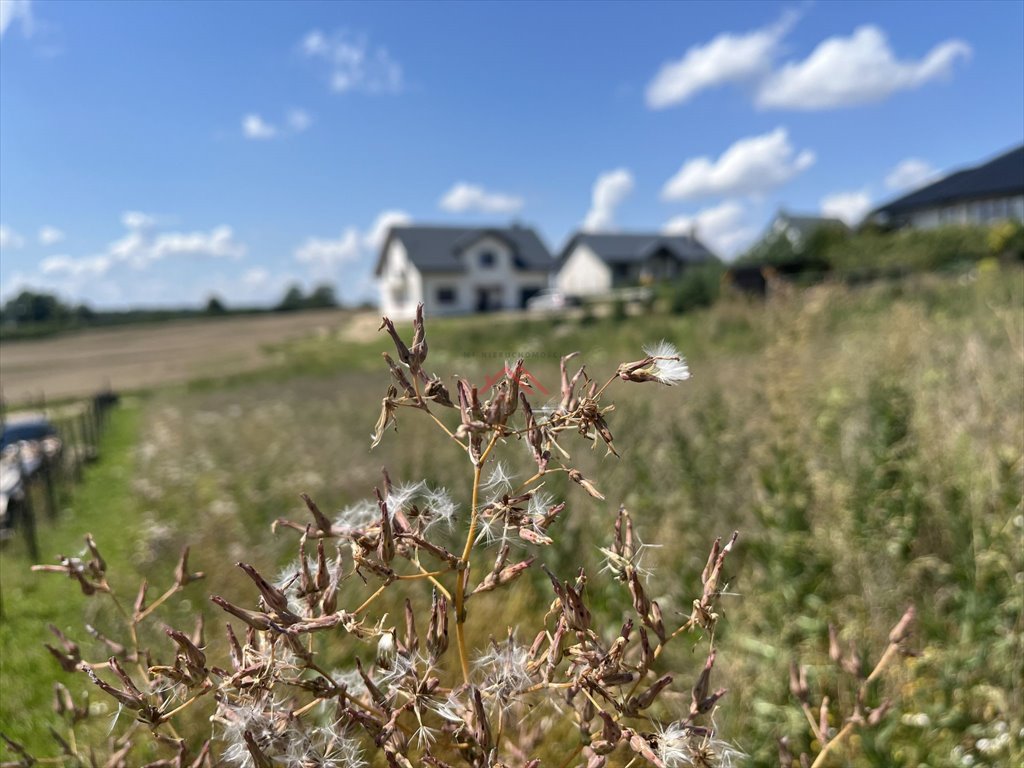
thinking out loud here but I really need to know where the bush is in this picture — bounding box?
[671,262,724,314]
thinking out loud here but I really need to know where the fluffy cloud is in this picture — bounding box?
[662,128,814,201]
[582,168,634,231]
[242,109,312,140]
[39,214,245,278]
[646,12,795,109]
[287,109,312,133]
[242,113,278,140]
[0,0,32,38]
[821,190,872,226]
[294,230,361,268]
[758,26,971,110]
[439,183,524,214]
[294,210,412,271]
[38,225,64,245]
[885,158,939,191]
[364,210,413,252]
[301,29,403,94]
[40,254,111,278]
[663,199,756,258]
[0,224,25,249]
[122,210,156,230]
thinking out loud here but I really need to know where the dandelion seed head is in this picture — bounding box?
[642,340,691,385]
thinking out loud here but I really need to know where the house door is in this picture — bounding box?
[475,286,503,312]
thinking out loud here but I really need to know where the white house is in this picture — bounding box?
[555,232,718,297]
[869,144,1024,229]
[376,225,554,318]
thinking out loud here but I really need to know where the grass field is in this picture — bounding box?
[0,266,1021,766]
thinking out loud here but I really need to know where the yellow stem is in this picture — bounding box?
[454,432,501,684]
[134,585,179,622]
[159,685,210,723]
[353,583,389,615]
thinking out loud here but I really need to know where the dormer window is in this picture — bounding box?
[479,251,496,268]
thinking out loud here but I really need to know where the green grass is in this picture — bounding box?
[0,404,143,754]
[1,266,1021,765]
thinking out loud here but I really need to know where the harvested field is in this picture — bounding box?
[0,309,356,404]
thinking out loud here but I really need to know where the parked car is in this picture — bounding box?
[526,290,582,312]
[1,416,58,451]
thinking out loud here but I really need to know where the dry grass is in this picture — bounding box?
[2,266,1021,766]
[0,309,354,404]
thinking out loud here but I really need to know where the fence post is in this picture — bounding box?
[19,486,39,562]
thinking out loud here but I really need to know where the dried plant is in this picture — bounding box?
[12,304,748,767]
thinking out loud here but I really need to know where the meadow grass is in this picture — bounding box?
[1,267,1021,765]
[0,403,143,752]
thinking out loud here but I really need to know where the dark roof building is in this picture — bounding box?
[554,231,717,297]
[869,145,1024,229]
[376,224,554,318]
[376,225,553,275]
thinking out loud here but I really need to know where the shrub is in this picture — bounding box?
[670,263,724,314]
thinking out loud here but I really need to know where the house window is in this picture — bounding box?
[479,251,496,268]
[437,286,457,305]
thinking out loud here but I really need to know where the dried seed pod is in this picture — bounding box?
[300,492,333,535]
[235,562,292,616]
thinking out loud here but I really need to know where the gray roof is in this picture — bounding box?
[871,144,1024,219]
[559,232,718,264]
[775,212,849,238]
[376,225,554,275]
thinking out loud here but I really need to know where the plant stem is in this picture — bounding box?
[353,583,389,615]
[454,432,500,684]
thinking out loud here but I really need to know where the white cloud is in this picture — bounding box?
[38,225,64,245]
[287,109,312,133]
[242,266,270,287]
[885,158,938,191]
[582,168,634,231]
[242,109,312,139]
[294,209,412,273]
[662,128,814,201]
[0,224,25,249]
[122,210,156,230]
[364,210,412,252]
[646,12,795,109]
[38,217,246,278]
[301,29,403,94]
[663,199,756,258]
[439,183,524,214]
[242,113,278,140]
[0,0,32,39]
[294,229,362,268]
[40,254,111,278]
[821,189,872,226]
[758,26,971,110]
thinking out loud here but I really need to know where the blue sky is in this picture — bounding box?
[1,0,1022,308]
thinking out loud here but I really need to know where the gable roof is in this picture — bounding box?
[871,144,1024,219]
[774,212,849,238]
[559,232,718,264]
[376,225,554,275]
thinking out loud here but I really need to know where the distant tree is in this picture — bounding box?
[306,284,338,309]
[205,295,227,314]
[3,290,69,325]
[277,284,306,312]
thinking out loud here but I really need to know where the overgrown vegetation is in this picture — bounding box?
[1,266,1021,766]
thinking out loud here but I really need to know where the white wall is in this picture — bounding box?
[555,243,612,296]
[909,194,1024,229]
[380,234,550,316]
[378,240,423,319]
